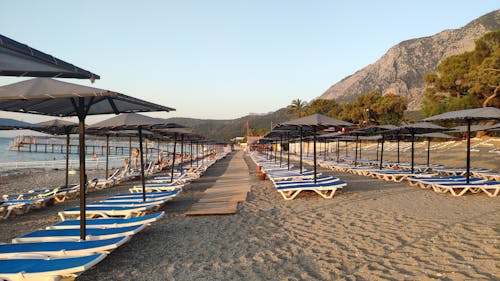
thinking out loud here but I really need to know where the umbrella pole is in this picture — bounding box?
[157,139,160,170]
[105,134,109,180]
[379,137,384,170]
[359,138,362,161]
[354,136,358,167]
[376,140,379,161]
[77,98,87,240]
[427,137,431,167]
[128,137,132,161]
[299,127,303,173]
[170,134,177,182]
[279,135,283,168]
[466,119,471,184]
[196,142,199,167]
[287,132,290,170]
[336,138,339,162]
[180,135,184,174]
[411,132,415,173]
[313,127,317,184]
[345,141,348,157]
[397,137,400,164]
[324,139,327,161]
[65,133,70,188]
[274,140,277,163]
[138,127,146,202]
[190,141,193,167]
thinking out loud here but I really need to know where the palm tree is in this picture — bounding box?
[287,99,308,118]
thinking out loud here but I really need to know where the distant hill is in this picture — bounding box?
[163,108,290,140]
[319,10,500,110]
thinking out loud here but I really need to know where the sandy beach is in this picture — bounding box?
[1,149,498,281]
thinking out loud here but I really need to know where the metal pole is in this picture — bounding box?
[138,127,146,202]
[190,141,193,167]
[170,133,177,182]
[65,133,70,188]
[287,132,290,170]
[354,135,358,167]
[466,119,471,184]
[299,127,303,173]
[397,137,400,164]
[379,137,384,170]
[105,134,109,180]
[279,135,283,167]
[77,97,87,240]
[411,132,415,173]
[313,127,317,184]
[336,138,340,162]
[179,134,184,173]
[427,137,431,167]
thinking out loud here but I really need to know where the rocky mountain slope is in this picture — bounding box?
[319,10,500,110]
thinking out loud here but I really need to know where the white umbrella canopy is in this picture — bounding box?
[423,107,500,183]
[0,78,175,240]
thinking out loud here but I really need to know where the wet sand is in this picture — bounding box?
[0,150,498,280]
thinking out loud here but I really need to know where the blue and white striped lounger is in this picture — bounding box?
[86,199,168,208]
[275,180,347,200]
[48,212,164,230]
[58,205,158,220]
[0,253,106,281]
[108,190,180,200]
[273,176,339,187]
[12,225,146,243]
[434,181,500,197]
[0,237,129,258]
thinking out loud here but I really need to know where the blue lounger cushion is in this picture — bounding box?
[0,253,106,280]
[109,190,180,199]
[12,225,145,243]
[48,212,164,229]
[0,237,128,258]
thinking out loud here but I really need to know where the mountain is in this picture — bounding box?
[163,108,290,140]
[319,10,500,110]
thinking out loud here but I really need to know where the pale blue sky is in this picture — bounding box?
[0,1,498,122]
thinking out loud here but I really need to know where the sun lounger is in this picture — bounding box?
[369,170,437,182]
[86,199,168,208]
[434,181,500,197]
[0,201,29,220]
[12,225,146,243]
[0,237,129,258]
[47,212,164,230]
[273,176,339,187]
[0,253,107,281]
[275,179,347,200]
[406,176,487,189]
[472,171,500,181]
[129,182,184,193]
[107,190,180,201]
[89,169,121,189]
[58,205,158,220]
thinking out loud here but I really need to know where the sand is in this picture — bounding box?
[0,150,498,280]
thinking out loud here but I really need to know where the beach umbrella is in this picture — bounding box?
[0,34,99,81]
[416,132,456,167]
[90,113,181,201]
[382,122,448,173]
[153,127,194,182]
[35,119,78,188]
[280,114,353,183]
[0,78,174,240]
[423,107,500,183]
[346,125,397,169]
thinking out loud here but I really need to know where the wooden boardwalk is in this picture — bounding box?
[185,150,250,216]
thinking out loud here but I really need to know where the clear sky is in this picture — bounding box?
[0,1,498,122]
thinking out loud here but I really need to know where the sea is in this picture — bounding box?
[0,137,128,175]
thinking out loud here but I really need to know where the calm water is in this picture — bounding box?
[0,137,190,175]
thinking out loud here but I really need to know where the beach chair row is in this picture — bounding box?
[0,187,183,280]
[250,152,347,200]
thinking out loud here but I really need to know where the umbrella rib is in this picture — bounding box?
[107,97,120,115]
[84,96,96,116]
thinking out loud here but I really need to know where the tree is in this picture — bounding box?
[287,99,308,118]
[305,99,340,116]
[423,31,500,117]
